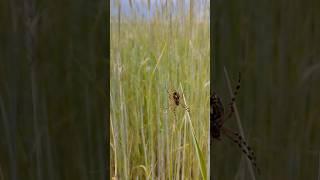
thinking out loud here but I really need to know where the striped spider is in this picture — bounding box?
[167,88,190,118]
[211,73,260,174]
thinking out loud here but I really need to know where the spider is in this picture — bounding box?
[211,73,260,174]
[167,88,190,118]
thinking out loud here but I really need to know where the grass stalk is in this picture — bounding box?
[180,84,207,180]
[224,67,256,180]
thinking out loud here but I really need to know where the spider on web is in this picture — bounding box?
[167,88,190,118]
[211,73,260,174]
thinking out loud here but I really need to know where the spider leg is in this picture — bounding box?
[218,108,234,127]
[179,91,190,113]
[172,106,177,119]
[167,88,175,109]
[221,127,260,175]
[220,72,241,125]
[230,72,241,104]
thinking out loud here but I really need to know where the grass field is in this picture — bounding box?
[111,1,320,179]
[110,0,210,179]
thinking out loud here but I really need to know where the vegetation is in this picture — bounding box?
[110,0,210,179]
[0,1,107,179]
[213,0,320,179]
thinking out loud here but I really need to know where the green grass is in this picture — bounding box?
[110,0,209,179]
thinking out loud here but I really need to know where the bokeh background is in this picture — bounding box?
[212,0,320,179]
[0,1,107,179]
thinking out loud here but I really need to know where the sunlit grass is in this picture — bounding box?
[110,0,209,179]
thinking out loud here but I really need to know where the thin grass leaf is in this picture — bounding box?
[180,84,207,180]
[224,67,256,180]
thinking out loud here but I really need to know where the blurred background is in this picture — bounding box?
[0,0,107,179]
[110,0,209,179]
[213,0,320,179]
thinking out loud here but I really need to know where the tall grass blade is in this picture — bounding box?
[180,84,207,180]
[224,67,256,180]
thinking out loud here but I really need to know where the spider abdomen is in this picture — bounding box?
[211,92,224,139]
